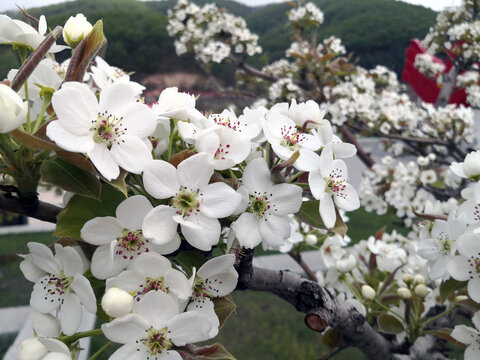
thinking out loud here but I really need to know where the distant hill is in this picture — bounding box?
[0,0,437,83]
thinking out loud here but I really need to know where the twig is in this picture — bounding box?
[0,195,62,223]
[288,251,318,282]
[340,125,375,167]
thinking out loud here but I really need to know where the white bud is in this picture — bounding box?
[414,284,430,298]
[101,287,133,318]
[361,285,376,300]
[463,151,480,178]
[414,274,425,285]
[455,295,468,302]
[63,14,93,48]
[0,84,27,132]
[427,153,436,161]
[402,273,414,284]
[18,338,48,360]
[397,287,412,299]
[305,234,318,245]
[335,254,356,273]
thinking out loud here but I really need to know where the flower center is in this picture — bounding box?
[135,277,169,301]
[91,111,126,147]
[140,327,172,356]
[325,169,346,198]
[467,256,480,278]
[211,114,243,133]
[171,186,201,217]
[39,271,73,305]
[115,229,149,260]
[193,277,214,300]
[434,232,452,255]
[280,125,305,150]
[247,191,273,219]
[213,142,231,160]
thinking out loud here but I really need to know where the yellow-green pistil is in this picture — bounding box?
[90,111,125,148]
[140,327,172,356]
[171,186,201,217]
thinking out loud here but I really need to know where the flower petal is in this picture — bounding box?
[334,183,359,212]
[232,213,262,248]
[177,153,214,190]
[142,205,178,245]
[132,252,172,277]
[242,158,272,193]
[143,160,179,199]
[468,278,480,303]
[54,244,84,277]
[134,291,179,328]
[71,274,97,314]
[200,182,241,218]
[319,195,336,229]
[46,121,95,153]
[259,214,290,246]
[102,314,149,344]
[270,183,303,215]
[167,311,214,346]
[447,255,470,281]
[59,293,82,335]
[179,214,221,251]
[451,325,477,345]
[87,143,119,181]
[116,195,153,231]
[110,135,153,174]
[81,216,124,246]
[91,244,128,280]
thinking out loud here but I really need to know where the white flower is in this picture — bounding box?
[101,287,133,318]
[47,81,156,180]
[320,234,345,267]
[361,285,376,300]
[102,291,215,360]
[18,337,72,360]
[0,84,27,132]
[308,144,359,229]
[232,158,303,248]
[418,213,466,280]
[153,86,204,122]
[63,14,92,48]
[106,252,192,303]
[448,233,480,302]
[142,153,242,251]
[451,311,480,360]
[335,254,356,273]
[81,195,169,279]
[19,243,96,335]
[451,151,480,179]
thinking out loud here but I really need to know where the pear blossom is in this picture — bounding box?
[0,84,27,132]
[102,291,215,360]
[19,243,96,336]
[106,252,192,303]
[62,14,92,48]
[101,287,133,318]
[18,337,72,360]
[451,311,480,360]
[450,151,480,179]
[308,144,359,229]
[263,109,321,171]
[152,86,204,123]
[459,181,480,227]
[417,213,466,279]
[320,234,345,267]
[232,158,303,248]
[47,81,156,180]
[81,195,170,279]
[447,233,480,302]
[142,153,242,251]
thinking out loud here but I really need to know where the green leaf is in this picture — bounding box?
[177,343,237,360]
[40,157,101,199]
[213,295,236,329]
[10,128,60,150]
[54,184,126,240]
[295,200,326,229]
[173,251,208,277]
[320,328,341,349]
[377,314,404,334]
[439,278,467,303]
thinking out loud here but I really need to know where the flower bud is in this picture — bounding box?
[402,273,414,284]
[335,254,356,273]
[101,287,133,318]
[397,287,412,299]
[18,338,48,360]
[361,285,376,300]
[305,234,317,245]
[63,14,93,48]
[414,284,429,298]
[455,295,468,302]
[463,151,480,178]
[0,84,27,132]
[414,274,425,285]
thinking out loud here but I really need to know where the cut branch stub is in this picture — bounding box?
[305,312,328,332]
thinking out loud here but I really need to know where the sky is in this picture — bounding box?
[0,0,464,13]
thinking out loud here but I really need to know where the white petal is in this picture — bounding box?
[38,338,70,355]
[46,121,95,153]
[167,311,214,345]
[177,153,214,190]
[151,233,181,254]
[204,267,238,297]
[59,293,82,335]
[242,157,272,193]
[91,244,128,279]
[270,183,303,215]
[119,102,156,139]
[319,195,336,229]
[71,274,97,313]
[52,82,97,135]
[30,276,64,313]
[132,252,172,277]
[110,135,153,174]
[259,214,291,246]
[457,233,480,257]
[142,205,179,245]
[447,255,470,281]
[451,325,477,345]
[308,170,326,200]
[81,216,124,245]
[116,195,153,230]
[232,213,262,248]
[165,269,192,300]
[87,143,119,181]
[20,256,46,283]
[27,242,60,275]
[143,160,179,199]
[468,278,480,303]
[54,244,84,277]
[334,183,360,212]
[100,82,136,115]
[473,310,480,331]
[29,310,61,337]
[429,255,449,280]
[200,182,241,218]
[465,343,480,360]
[294,149,320,172]
[134,291,179,329]
[198,254,236,280]
[109,342,149,360]
[102,314,149,344]
[179,214,221,251]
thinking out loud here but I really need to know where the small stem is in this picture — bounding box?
[32,96,50,133]
[57,328,103,345]
[287,171,304,183]
[288,251,318,282]
[88,341,112,360]
[374,300,404,321]
[421,304,456,329]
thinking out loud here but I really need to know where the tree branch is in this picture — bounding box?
[235,253,392,360]
[0,194,62,223]
[340,125,375,167]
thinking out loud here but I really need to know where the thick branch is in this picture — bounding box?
[236,256,392,360]
[0,194,61,223]
[341,125,375,167]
